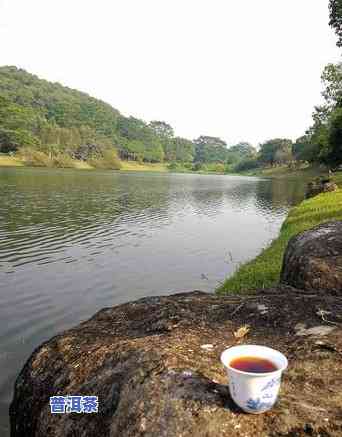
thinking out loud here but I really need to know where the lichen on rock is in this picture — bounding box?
[281,221,342,293]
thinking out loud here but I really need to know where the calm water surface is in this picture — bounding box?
[0,168,305,434]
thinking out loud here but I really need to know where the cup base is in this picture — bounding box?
[241,408,271,415]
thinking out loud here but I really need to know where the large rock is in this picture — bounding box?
[305,179,338,199]
[10,288,342,436]
[281,221,342,293]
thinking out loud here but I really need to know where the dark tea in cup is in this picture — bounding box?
[221,345,288,413]
[230,356,278,373]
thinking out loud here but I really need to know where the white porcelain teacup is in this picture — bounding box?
[221,345,288,414]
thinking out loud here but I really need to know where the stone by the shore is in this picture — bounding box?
[305,180,338,199]
[10,287,342,436]
[281,221,342,293]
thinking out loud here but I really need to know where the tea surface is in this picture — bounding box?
[230,356,278,373]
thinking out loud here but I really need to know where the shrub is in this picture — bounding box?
[213,163,225,173]
[0,128,40,153]
[192,162,206,171]
[167,162,179,170]
[52,153,77,168]
[88,149,122,170]
[17,147,51,167]
[234,159,260,172]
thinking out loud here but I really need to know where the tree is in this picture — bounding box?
[293,135,319,163]
[274,147,292,165]
[171,137,195,162]
[149,121,174,139]
[226,142,256,165]
[117,116,165,162]
[329,0,342,47]
[193,136,228,163]
[292,3,342,169]
[327,107,342,168]
[234,158,259,172]
[259,139,292,166]
[321,63,342,109]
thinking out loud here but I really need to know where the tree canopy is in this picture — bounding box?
[329,0,342,47]
[258,139,293,166]
[193,136,228,163]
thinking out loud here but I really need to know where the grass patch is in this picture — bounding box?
[120,161,168,172]
[73,160,93,170]
[217,189,342,294]
[18,148,52,167]
[0,154,24,167]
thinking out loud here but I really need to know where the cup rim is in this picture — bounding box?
[221,344,288,376]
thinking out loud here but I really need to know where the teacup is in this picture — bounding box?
[221,344,288,414]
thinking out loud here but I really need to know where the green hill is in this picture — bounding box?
[0,66,158,163]
[0,66,238,169]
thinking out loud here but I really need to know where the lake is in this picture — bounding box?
[0,168,305,434]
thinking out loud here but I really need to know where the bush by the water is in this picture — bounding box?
[167,162,193,172]
[17,148,78,168]
[87,150,122,170]
[52,154,77,168]
[18,148,51,167]
[167,162,183,171]
[234,158,260,172]
[208,162,225,173]
[191,162,225,173]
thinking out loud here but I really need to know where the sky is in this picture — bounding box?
[0,0,340,146]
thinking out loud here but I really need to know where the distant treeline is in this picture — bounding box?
[0,1,341,172]
[0,66,241,170]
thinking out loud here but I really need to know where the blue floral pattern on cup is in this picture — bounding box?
[246,398,274,412]
[261,377,281,392]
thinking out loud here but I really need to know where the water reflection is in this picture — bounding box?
[0,168,305,436]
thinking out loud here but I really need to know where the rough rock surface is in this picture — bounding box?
[305,180,338,199]
[10,287,342,437]
[323,182,339,193]
[281,221,342,293]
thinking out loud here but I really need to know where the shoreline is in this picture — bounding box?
[3,154,341,181]
[217,187,342,294]
[0,155,169,173]
[0,155,237,176]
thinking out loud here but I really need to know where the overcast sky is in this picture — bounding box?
[0,0,340,146]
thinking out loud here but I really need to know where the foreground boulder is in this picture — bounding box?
[10,287,342,436]
[281,221,342,293]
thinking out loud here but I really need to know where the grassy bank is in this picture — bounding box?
[0,154,168,172]
[217,188,342,294]
[0,154,24,167]
[249,164,342,189]
[241,164,342,185]
[0,154,222,174]
[241,164,324,178]
[120,161,168,172]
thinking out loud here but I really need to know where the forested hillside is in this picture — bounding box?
[0,66,243,169]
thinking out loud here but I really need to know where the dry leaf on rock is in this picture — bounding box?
[234,325,250,339]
